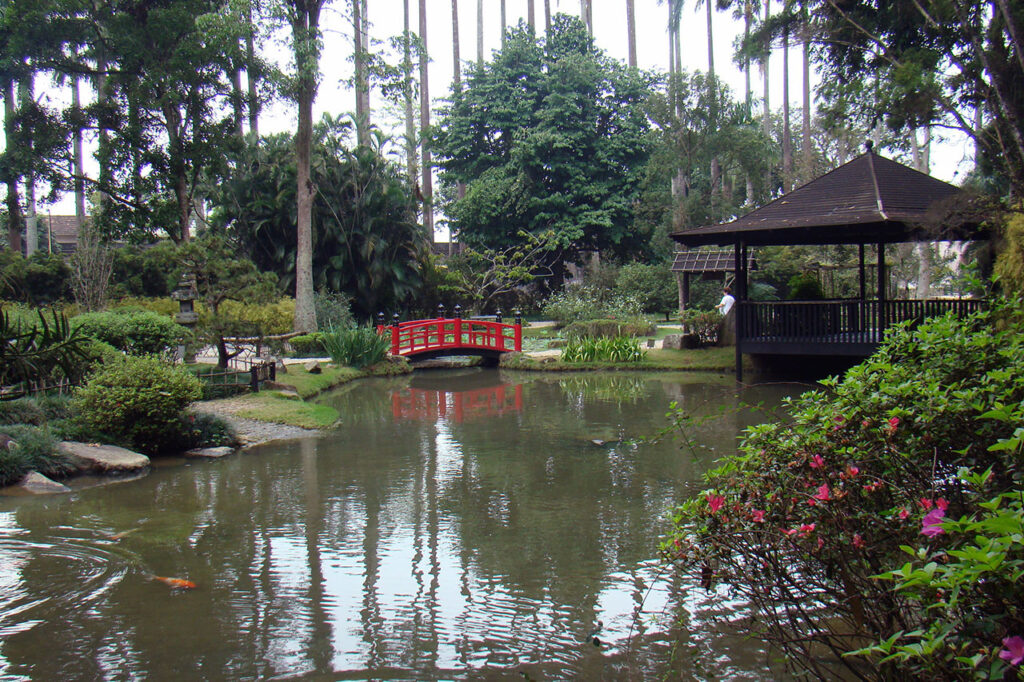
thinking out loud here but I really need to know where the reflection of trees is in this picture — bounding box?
[0,370,795,679]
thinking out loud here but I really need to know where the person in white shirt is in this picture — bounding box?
[715,286,735,316]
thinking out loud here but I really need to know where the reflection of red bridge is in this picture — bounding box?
[376,317,522,361]
[392,384,524,423]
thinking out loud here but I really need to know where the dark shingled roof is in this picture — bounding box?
[671,150,980,247]
[670,249,737,273]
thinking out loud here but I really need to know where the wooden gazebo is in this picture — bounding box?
[671,145,987,381]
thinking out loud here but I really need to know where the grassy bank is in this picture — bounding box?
[501,346,742,372]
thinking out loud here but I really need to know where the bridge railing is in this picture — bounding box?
[376,310,522,357]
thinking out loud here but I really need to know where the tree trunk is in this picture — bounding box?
[72,74,86,231]
[404,0,418,188]
[626,0,637,68]
[501,0,506,47]
[231,66,245,138]
[19,74,36,256]
[452,0,461,87]
[419,0,434,242]
[801,7,812,184]
[782,25,793,192]
[246,0,260,136]
[544,0,551,33]
[477,0,484,65]
[291,2,324,333]
[353,0,370,146]
[4,78,23,254]
[527,0,535,32]
[762,0,771,193]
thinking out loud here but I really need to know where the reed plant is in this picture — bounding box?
[561,336,646,363]
[320,325,390,369]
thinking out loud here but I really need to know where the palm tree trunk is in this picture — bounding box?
[782,25,793,192]
[419,0,434,242]
[544,0,551,33]
[477,0,484,65]
[762,0,771,192]
[4,78,24,254]
[19,74,37,255]
[353,0,370,146]
[801,6,812,184]
[452,0,461,87]
[626,0,637,67]
[246,0,260,136]
[404,0,418,190]
[528,0,535,32]
[501,0,506,47]
[72,73,86,230]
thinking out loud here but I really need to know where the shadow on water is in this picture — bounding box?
[0,369,809,680]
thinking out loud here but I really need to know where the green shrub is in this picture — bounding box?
[0,425,76,487]
[314,290,355,330]
[786,272,826,299]
[0,398,46,426]
[215,297,295,336]
[71,355,203,454]
[110,296,179,317]
[665,300,1024,680]
[1,307,92,387]
[171,412,238,450]
[680,308,722,346]
[109,241,181,298]
[289,332,327,358]
[614,263,677,319]
[0,251,73,304]
[321,326,390,369]
[72,309,187,355]
[562,318,655,340]
[541,284,643,324]
[561,336,646,363]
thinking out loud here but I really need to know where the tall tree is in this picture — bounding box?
[3,77,23,254]
[501,0,507,47]
[626,0,637,68]
[527,0,536,33]
[544,0,552,34]
[477,0,484,65]
[353,0,371,146]
[781,14,792,192]
[419,0,434,242]
[451,0,461,88]
[246,0,260,136]
[404,0,418,187]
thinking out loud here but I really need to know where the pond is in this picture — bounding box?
[0,369,805,680]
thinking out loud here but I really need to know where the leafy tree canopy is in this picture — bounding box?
[433,14,654,260]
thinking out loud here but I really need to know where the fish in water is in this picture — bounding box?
[148,575,197,590]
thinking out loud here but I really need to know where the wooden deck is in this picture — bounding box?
[738,299,984,356]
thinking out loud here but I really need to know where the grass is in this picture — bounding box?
[275,365,363,398]
[505,346,744,372]
[232,393,341,429]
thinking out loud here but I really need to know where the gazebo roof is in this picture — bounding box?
[671,149,981,248]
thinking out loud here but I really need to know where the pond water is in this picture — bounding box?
[0,369,805,680]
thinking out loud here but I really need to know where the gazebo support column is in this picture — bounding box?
[735,239,747,383]
[877,242,886,328]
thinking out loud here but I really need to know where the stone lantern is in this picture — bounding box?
[172,272,198,362]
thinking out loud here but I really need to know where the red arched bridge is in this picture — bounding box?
[376,309,522,362]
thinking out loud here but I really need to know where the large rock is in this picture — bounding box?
[185,446,235,459]
[303,360,322,374]
[14,471,71,495]
[662,334,683,350]
[59,442,150,474]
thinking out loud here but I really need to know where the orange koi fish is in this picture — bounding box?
[148,575,197,590]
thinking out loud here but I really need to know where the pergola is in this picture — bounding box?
[670,145,987,381]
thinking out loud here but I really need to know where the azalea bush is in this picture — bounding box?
[665,299,1024,679]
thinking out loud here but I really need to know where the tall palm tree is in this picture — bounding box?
[353,0,370,146]
[781,12,792,192]
[545,0,551,33]
[403,0,417,189]
[419,0,434,242]
[528,0,536,32]
[762,0,771,192]
[246,0,259,135]
[477,0,484,65]
[500,0,506,47]
[626,0,637,67]
[451,0,461,88]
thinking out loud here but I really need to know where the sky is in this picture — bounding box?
[26,0,977,228]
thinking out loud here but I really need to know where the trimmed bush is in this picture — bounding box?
[71,355,203,454]
[562,318,655,340]
[72,309,187,355]
[321,326,390,369]
[289,332,327,358]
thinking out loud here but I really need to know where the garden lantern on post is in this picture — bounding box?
[172,272,198,363]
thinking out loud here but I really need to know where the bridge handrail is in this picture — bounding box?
[376,317,522,356]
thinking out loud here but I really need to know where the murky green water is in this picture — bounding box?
[0,369,804,680]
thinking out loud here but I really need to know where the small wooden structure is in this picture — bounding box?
[376,308,522,363]
[671,145,987,380]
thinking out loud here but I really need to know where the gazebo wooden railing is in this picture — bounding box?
[739,298,984,355]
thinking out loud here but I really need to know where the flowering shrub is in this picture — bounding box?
[665,299,1024,679]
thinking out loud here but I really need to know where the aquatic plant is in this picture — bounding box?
[320,325,390,369]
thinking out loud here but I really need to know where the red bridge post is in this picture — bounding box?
[514,309,522,352]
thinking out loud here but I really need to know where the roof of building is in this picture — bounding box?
[671,148,983,248]
[670,249,738,273]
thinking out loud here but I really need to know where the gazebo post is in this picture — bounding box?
[734,238,745,383]
[877,242,886,329]
[858,244,866,300]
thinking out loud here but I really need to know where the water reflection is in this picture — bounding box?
[0,369,803,680]
[392,372,524,423]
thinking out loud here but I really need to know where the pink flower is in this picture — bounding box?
[813,484,830,502]
[999,636,1024,666]
[816,537,824,550]
[782,528,799,537]
[936,498,949,511]
[898,508,910,520]
[863,480,883,493]
[921,508,946,538]
[706,494,725,513]
[845,465,860,478]
[852,533,865,549]
[810,454,825,469]
[861,419,871,428]
[799,523,816,537]
[919,498,933,510]
[887,416,900,431]
[751,509,765,523]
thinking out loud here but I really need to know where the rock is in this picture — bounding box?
[274,358,288,374]
[263,380,298,392]
[15,471,70,494]
[0,433,16,451]
[303,360,322,374]
[662,334,683,350]
[59,442,150,474]
[185,446,235,459]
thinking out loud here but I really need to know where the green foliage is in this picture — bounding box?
[541,284,644,324]
[562,319,655,340]
[679,308,722,347]
[71,355,203,454]
[320,326,390,369]
[0,425,75,487]
[211,122,426,320]
[215,297,295,337]
[72,309,186,356]
[0,251,73,305]
[614,263,678,318]
[561,336,647,363]
[313,290,355,330]
[995,208,1024,295]
[0,307,92,387]
[109,242,181,298]
[174,412,238,450]
[289,333,327,358]
[786,272,826,300]
[189,365,250,400]
[434,16,654,260]
[0,398,46,426]
[847,470,1024,679]
[110,297,180,317]
[665,300,1024,679]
